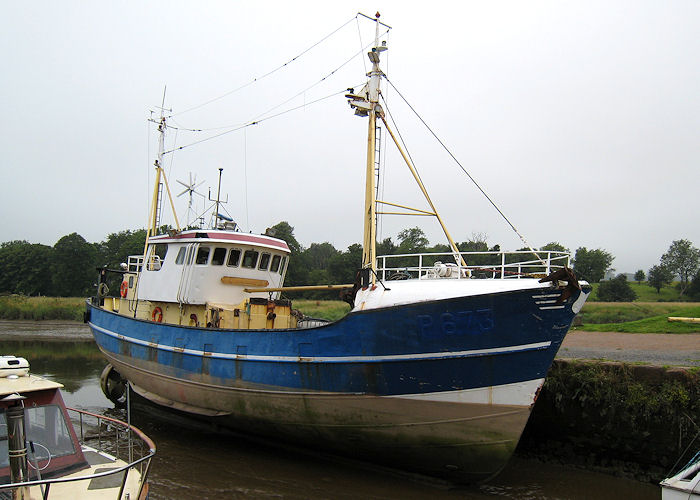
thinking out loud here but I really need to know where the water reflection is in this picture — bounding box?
[0,322,660,499]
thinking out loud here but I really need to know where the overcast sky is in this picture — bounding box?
[2,1,699,274]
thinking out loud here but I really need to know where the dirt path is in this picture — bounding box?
[558,331,700,367]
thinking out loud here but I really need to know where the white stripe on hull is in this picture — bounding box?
[89,322,550,363]
[388,378,545,406]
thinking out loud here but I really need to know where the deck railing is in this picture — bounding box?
[0,408,155,500]
[377,250,570,281]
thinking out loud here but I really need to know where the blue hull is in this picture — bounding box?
[87,285,587,482]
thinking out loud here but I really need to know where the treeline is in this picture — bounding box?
[0,230,146,297]
[6,221,696,301]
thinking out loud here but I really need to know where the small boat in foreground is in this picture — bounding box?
[86,13,590,483]
[661,451,700,499]
[0,355,155,499]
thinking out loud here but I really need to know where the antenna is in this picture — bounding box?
[176,172,205,226]
[208,168,229,228]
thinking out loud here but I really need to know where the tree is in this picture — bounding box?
[267,221,306,286]
[304,242,339,271]
[51,233,97,296]
[397,227,428,253]
[96,229,147,268]
[267,221,301,254]
[328,244,362,284]
[596,274,637,302]
[689,271,700,300]
[634,270,645,284]
[458,233,501,269]
[648,264,673,293]
[540,242,569,253]
[572,247,614,283]
[660,239,700,296]
[0,241,54,295]
[376,237,396,257]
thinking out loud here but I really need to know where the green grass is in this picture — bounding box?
[577,302,700,333]
[0,295,85,321]
[590,281,692,302]
[0,295,354,323]
[3,293,696,333]
[294,300,351,321]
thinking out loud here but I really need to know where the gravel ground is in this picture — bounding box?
[558,330,700,367]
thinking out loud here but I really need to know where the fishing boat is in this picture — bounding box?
[661,451,700,499]
[86,13,590,483]
[0,355,155,499]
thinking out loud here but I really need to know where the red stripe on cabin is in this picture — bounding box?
[150,231,290,251]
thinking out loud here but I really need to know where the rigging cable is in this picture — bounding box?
[170,15,360,118]
[384,77,546,266]
[163,88,350,155]
[249,32,389,124]
[244,127,250,231]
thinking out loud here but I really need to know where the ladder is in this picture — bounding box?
[374,124,382,201]
[154,182,164,230]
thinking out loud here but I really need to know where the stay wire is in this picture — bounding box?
[380,95,426,197]
[163,27,386,138]
[170,15,359,118]
[250,32,388,124]
[384,77,546,264]
[163,88,348,155]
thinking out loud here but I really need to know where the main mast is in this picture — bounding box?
[348,13,387,282]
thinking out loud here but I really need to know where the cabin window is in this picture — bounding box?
[279,256,287,275]
[242,250,259,269]
[146,245,163,271]
[196,247,210,265]
[24,405,76,460]
[227,249,241,267]
[175,247,187,265]
[212,247,227,266]
[128,276,134,288]
[259,253,271,270]
[270,255,281,272]
[154,243,168,260]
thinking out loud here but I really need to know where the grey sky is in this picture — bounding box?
[2,1,699,274]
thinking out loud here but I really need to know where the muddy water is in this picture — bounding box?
[0,321,659,499]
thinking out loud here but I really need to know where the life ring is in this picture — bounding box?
[120,281,128,298]
[152,307,163,323]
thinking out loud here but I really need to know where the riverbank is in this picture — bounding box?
[0,296,85,321]
[0,296,352,322]
[520,359,700,483]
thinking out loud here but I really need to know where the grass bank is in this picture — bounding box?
[0,295,352,323]
[522,360,700,481]
[589,281,694,302]
[4,294,697,333]
[577,302,700,333]
[0,296,85,321]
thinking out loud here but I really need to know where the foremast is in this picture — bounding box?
[145,105,180,256]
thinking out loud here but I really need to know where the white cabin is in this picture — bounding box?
[135,229,290,305]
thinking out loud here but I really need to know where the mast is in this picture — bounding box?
[144,90,180,257]
[348,13,387,282]
[348,15,467,273]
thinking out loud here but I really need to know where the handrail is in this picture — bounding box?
[0,407,155,499]
[377,250,570,281]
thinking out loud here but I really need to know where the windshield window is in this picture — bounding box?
[0,405,76,468]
